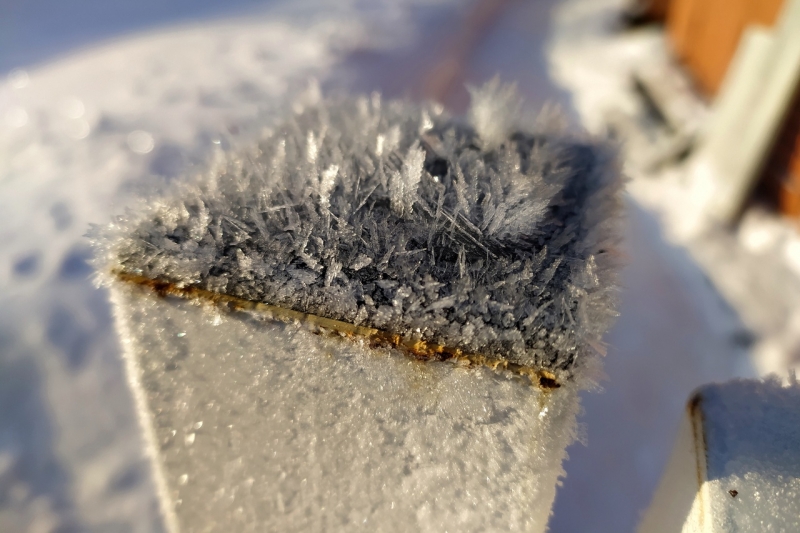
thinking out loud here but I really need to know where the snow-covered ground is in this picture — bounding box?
[0,0,786,531]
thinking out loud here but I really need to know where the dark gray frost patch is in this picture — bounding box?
[107,82,624,381]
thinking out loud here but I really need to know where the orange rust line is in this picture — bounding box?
[112,269,560,390]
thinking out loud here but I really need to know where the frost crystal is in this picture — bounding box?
[106,83,623,382]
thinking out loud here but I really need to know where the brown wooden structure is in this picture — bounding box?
[639,0,800,223]
[760,82,800,219]
[665,0,784,96]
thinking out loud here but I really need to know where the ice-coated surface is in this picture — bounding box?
[701,378,800,532]
[105,82,623,381]
[639,377,800,533]
[111,283,580,533]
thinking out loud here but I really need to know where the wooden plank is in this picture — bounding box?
[748,0,786,27]
[666,0,700,61]
[777,92,800,218]
[689,0,748,95]
[689,0,800,223]
[666,0,784,96]
[631,0,673,22]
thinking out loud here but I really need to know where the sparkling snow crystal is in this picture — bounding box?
[104,81,623,383]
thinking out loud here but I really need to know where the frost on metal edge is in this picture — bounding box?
[97,81,624,384]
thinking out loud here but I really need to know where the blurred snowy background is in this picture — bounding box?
[1,0,798,531]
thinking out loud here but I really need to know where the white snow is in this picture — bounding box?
[640,377,800,532]
[701,378,800,531]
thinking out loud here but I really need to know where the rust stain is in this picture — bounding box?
[113,269,562,390]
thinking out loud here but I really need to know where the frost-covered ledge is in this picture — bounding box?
[639,378,800,533]
[97,83,623,532]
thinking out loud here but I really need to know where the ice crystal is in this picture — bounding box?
[105,82,623,381]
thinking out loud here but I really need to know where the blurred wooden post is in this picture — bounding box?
[681,0,800,224]
[665,0,784,96]
[644,0,672,21]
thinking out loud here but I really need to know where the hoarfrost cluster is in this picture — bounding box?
[106,82,623,380]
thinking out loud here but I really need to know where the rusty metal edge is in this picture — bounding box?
[112,269,561,390]
[688,391,711,532]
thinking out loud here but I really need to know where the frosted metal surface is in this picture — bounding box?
[701,379,800,532]
[640,378,800,533]
[112,284,579,532]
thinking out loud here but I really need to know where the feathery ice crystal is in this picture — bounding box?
[107,81,623,382]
